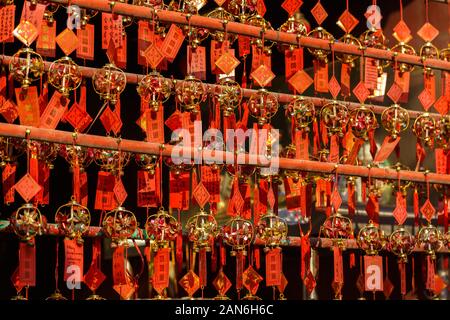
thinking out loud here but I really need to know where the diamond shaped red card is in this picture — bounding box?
[11,267,25,293]
[417,22,439,42]
[356,273,364,294]
[329,76,341,99]
[277,273,288,293]
[251,64,275,87]
[282,0,303,16]
[434,96,449,115]
[0,99,19,124]
[232,187,245,214]
[243,265,263,295]
[433,275,447,295]
[393,20,412,43]
[303,270,316,295]
[114,179,128,205]
[311,1,328,25]
[288,69,313,94]
[84,266,106,292]
[100,106,117,133]
[255,0,267,17]
[418,89,435,111]
[393,203,407,226]
[13,20,39,46]
[420,199,435,222]
[331,187,342,213]
[383,277,394,299]
[14,173,42,202]
[213,269,232,296]
[267,187,275,210]
[337,10,359,33]
[353,81,370,103]
[215,51,240,75]
[179,270,200,297]
[56,28,79,56]
[193,182,210,208]
[144,43,164,70]
[64,103,93,132]
[387,82,403,103]
[164,110,182,131]
[113,282,135,300]
[214,0,226,5]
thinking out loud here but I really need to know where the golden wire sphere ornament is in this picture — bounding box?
[391,42,416,73]
[214,78,243,117]
[359,28,389,74]
[278,12,310,52]
[256,211,288,250]
[182,25,209,48]
[357,220,386,255]
[145,207,180,251]
[336,34,361,67]
[92,63,127,104]
[9,47,44,89]
[137,71,173,112]
[381,104,410,139]
[416,224,443,259]
[48,57,82,96]
[0,137,26,168]
[320,213,353,250]
[412,113,436,147]
[307,27,334,62]
[388,227,415,263]
[221,217,254,256]
[320,101,349,137]
[246,14,274,53]
[30,141,59,170]
[175,75,207,114]
[10,203,46,244]
[420,42,439,74]
[286,96,315,132]
[94,149,131,176]
[248,89,279,125]
[440,47,450,61]
[55,198,91,244]
[102,206,138,247]
[349,106,378,140]
[135,153,158,174]
[387,162,412,196]
[206,8,237,43]
[59,145,94,171]
[186,209,218,252]
[434,116,450,150]
[227,0,257,23]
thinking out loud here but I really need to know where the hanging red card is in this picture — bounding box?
[201,166,220,204]
[394,71,410,103]
[0,99,19,123]
[435,149,447,174]
[64,103,92,132]
[84,266,106,293]
[393,20,412,43]
[36,20,56,57]
[424,74,436,102]
[417,22,439,42]
[340,64,351,97]
[15,87,40,127]
[63,239,84,282]
[99,106,116,134]
[265,248,282,286]
[373,136,401,163]
[19,242,36,286]
[288,69,313,94]
[39,92,69,129]
[251,64,275,87]
[153,248,170,294]
[418,89,435,111]
[311,1,328,25]
[114,179,128,205]
[101,13,123,49]
[94,171,116,211]
[36,161,49,205]
[364,58,378,92]
[328,76,341,99]
[285,48,304,80]
[14,173,41,203]
[112,246,127,285]
[137,168,160,208]
[255,0,267,16]
[387,82,403,103]
[284,177,301,211]
[2,163,16,204]
[333,247,343,284]
[433,96,448,116]
[0,5,15,43]
[282,0,303,16]
[56,28,79,56]
[161,24,184,62]
[421,199,435,222]
[337,10,359,34]
[238,36,251,57]
[393,191,407,225]
[20,1,45,32]
[243,265,263,295]
[179,270,200,297]
[213,269,232,296]
[215,50,240,76]
[169,171,190,210]
[77,24,95,60]
[187,46,207,80]
[364,256,383,291]
[145,109,164,143]
[353,81,370,103]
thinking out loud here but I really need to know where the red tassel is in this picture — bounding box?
[399,262,407,297]
[368,129,377,159]
[254,247,260,270]
[313,119,319,157]
[199,248,207,288]
[220,242,226,267]
[416,139,426,166]
[414,188,420,226]
[236,251,244,290]
[348,182,355,217]
[176,231,183,274]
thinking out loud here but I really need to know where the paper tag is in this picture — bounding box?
[284,177,301,211]
[364,58,378,92]
[2,163,16,204]
[300,236,311,280]
[0,5,15,43]
[101,13,123,49]
[0,99,19,123]
[340,63,351,97]
[77,24,95,60]
[116,33,127,69]
[295,130,309,160]
[265,248,282,287]
[285,48,304,80]
[201,166,220,204]
[161,24,184,62]
[364,255,383,291]
[329,135,339,163]
[15,87,40,127]
[137,169,160,208]
[313,60,329,93]
[187,46,206,80]
[333,247,343,284]
[112,246,127,285]
[394,71,410,103]
[153,248,170,294]
[210,41,229,74]
[373,136,401,163]
[94,171,116,211]
[36,161,49,205]
[238,36,251,57]
[21,1,45,32]
[19,242,36,286]
[169,171,190,210]
[37,20,56,58]
[39,92,69,129]
[64,239,84,283]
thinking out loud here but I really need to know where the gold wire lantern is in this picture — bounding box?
[55,198,91,244]
[92,64,127,104]
[435,116,450,150]
[286,96,315,132]
[227,0,257,23]
[31,141,59,169]
[221,217,254,256]
[349,106,378,140]
[320,101,349,137]
[256,211,288,250]
[440,47,450,61]
[278,12,310,52]
[186,209,218,252]
[388,227,415,263]
[207,7,237,43]
[412,113,436,147]
[145,207,180,251]
[391,42,416,73]
[9,48,44,89]
[356,220,386,255]
[48,57,82,96]
[280,144,301,182]
[135,154,158,174]
[248,89,279,125]
[175,75,207,114]
[60,145,94,171]
[246,15,274,53]
[381,104,410,139]
[102,206,138,247]
[359,28,389,74]
[336,34,361,67]
[307,27,334,62]
[416,224,443,259]
[320,213,353,250]
[137,71,173,112]
[0,137,26,168]
[10,203,46,243]
[214,78,243,117]
[94,149,131,176]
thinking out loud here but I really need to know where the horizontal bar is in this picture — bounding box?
[0,123,449,184]
[47,0,450,72]
[0,220,447,253]
[0,55,442,120]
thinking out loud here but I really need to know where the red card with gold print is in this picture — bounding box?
[15,87,40,127]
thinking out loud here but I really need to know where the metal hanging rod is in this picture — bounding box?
[0,122,449,185]
[45,0,450,71]
[0,55,442,120]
